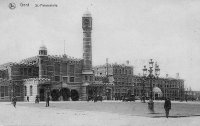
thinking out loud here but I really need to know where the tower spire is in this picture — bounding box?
[64,40,66,55]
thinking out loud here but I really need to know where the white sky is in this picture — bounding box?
[0,0,200,90]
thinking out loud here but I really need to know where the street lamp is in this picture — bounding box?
[143,59,160,112]
[141,65,147,103]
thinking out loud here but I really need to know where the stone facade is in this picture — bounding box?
[0,11,94,102]
[133,75,185,100]
[93,63,134,100]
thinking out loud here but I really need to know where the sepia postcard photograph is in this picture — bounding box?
[0,0,200,126]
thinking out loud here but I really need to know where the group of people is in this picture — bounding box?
[11,94,51,108]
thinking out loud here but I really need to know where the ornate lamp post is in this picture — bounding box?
[143,59,160,112]
[142,65,147,103]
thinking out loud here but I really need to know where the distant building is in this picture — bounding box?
[133,74,184,100]
[185,90,200,101]
[93,63,134,100]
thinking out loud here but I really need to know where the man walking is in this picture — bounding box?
[46,95,50,107]
[12,96,17,108]
[164,98,171,118]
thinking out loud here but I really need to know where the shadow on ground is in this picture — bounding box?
[151,114,200,118]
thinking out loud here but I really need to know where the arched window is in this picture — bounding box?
[30,85,33,96]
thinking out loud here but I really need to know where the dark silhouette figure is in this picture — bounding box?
[27,96,29,102]
[46,95,50,107]
[35,95,39,103]
[12,96,17,108]
[164,98,171,118]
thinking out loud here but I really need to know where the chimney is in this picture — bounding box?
[126,60,129,65]
[166,74,168,78]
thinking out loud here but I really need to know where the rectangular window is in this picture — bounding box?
[5,86,8,96]
[28,68,32,76]
[33,67,39,76]
[90,76,93,81]
[62,63,68,76]
[85,76,88,81]
[70,77,74,82]
[55,63,60,75]
[20,68,23,75]
[55,76,60,82]
[69,65,75,75]
[1,86,4,97]
[63,77,68,83]
[30,86,33,96]
[24,68,28,76]
[16,86,20,96]
[24,86,27,96]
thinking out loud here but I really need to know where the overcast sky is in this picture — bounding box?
[0,0,200,90]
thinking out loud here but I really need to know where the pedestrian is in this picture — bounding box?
[27,96,29,102]
[37,95,40,103]
[164,98,171,118]
[35,95,39,103]
[46,95,50,107]
[12,96,17,108]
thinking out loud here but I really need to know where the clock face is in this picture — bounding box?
[84,19,90,25]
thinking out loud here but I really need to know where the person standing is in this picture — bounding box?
[27,96,29,102]
[164,98,171,118]
[37,95,40,103]
[46,95,50,107]
[12,96,17,108]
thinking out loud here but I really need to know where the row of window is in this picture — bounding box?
[114,68,132,75]
[13,67,39,77]
[115,82,132,85]
[115,89,129,93]
[54,64,75,75]
[114,77,132,82]
[135,83,182,89]
[84,75,93,81]
[54,76,75,82]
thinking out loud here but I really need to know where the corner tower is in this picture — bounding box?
[81,10,93,101]
[82,10,92,72]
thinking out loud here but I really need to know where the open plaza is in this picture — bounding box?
[1,0,200,126]
[0,100,200,126]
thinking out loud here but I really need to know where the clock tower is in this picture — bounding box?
[82,10,92,72]
[81,10,93,101]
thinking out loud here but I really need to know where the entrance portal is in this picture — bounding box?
[106,88,112,100]
[60,88,70,101]
[71,90,79,101]
[39,89,45,101]
[51,89,60,101]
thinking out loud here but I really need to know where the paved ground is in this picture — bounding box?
[0,100,199,126]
